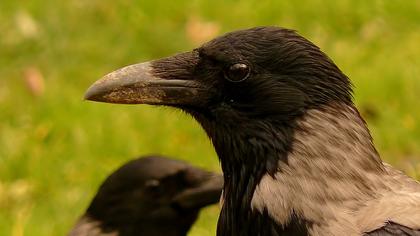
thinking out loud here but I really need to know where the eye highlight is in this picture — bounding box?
[224,63,250,82]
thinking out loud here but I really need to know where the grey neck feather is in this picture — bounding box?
[252,103,389,235]
[291,102,384,179]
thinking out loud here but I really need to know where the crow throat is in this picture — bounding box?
[191,103,384,236]
[190,105,301,235]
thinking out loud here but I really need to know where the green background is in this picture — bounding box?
[1,1,419,235]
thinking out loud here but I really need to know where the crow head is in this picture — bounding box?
[85,27,352,125]
[85,26,356,181]
[84,156,222,236]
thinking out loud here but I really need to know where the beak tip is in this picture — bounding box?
[83,83,103,102]
[83,92,91,101]
[83,87,95,101]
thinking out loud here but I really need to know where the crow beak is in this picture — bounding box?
[84,56,205,106]
[173,173,223,209]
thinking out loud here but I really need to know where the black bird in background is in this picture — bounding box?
[68,155,223,236]
[85,27,420,235]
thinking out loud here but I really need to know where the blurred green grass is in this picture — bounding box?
[0,0,419,235]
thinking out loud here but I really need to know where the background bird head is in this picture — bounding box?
[72,156,222,236]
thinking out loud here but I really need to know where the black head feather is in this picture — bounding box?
[153,27,353,118]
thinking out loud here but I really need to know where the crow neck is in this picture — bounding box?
[198,103,385,235]
[250,103,386,234]
[196,110,297,235]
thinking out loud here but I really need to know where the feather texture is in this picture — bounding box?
[252,104,420,235]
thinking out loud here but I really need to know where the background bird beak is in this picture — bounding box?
[173,173,223,209]
[84,60,203,106]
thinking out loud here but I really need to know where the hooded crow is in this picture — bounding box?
[84,27,420,235]
[68,155,223,236]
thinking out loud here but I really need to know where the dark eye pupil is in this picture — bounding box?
[225,63,250,82]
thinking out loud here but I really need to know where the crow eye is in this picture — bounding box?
[224,63,250,82]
